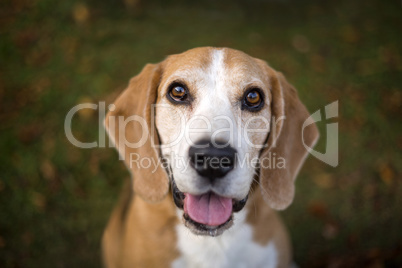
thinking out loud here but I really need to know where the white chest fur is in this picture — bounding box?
[172,209,278,268]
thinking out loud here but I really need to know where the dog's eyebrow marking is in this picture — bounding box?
[159,68,202,96]
[243,80,266,90]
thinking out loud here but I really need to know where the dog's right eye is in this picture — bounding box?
[167,83,189,103]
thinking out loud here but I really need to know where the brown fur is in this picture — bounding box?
[104,64,170,203]
[102,180,179,268]
[246,186,292,268]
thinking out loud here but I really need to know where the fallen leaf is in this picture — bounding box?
[313,173,334,189]
[73,3,90,24]
[378,163,394,185]
[340,25,360,43]
[77,96,96,120]
[322,222,339,239]
[41,160,56,181]
[310,54,326,73]
[18,122,43,145]
[31,192,46,211]
[308,201,328,220]
[124,0,141,9]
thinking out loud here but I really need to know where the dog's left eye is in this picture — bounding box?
[168,83,189,103]
[242,88,264,111]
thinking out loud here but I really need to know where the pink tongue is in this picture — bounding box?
[184,192,232,226]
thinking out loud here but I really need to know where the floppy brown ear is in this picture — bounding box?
[105,63,169,203]
[259,70,319,210]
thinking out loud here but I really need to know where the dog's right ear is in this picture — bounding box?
[258,69,319,210]
[104,63,169,203]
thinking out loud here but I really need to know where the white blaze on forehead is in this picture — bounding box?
[197,48,230,100]
[209,49,226,90]
[189,49,235,144]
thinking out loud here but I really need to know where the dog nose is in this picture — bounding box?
[189,139,236,180]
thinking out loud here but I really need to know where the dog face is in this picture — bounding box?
[156,48,270,199]
[105,47,319,236]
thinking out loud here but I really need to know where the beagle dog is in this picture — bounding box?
[102,47,319,268]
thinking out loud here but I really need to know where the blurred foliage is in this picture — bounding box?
[0,0,401,267]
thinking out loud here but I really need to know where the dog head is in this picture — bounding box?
[105,47,319,236]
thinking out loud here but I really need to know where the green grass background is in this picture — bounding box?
[1,0,401,267]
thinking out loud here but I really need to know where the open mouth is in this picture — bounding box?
[172,180,248,236]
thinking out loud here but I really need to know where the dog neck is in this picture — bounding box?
[103,182,291,267]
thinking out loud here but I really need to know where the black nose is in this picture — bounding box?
[189,139,236,180]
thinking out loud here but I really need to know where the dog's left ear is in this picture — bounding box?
[259,70,319,210]
[105,63,169,203]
